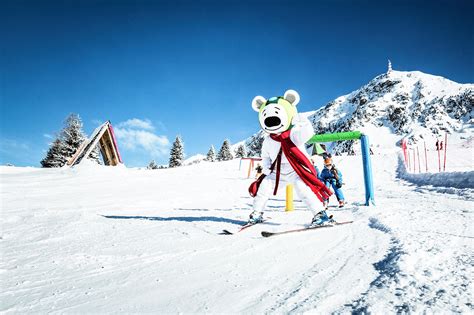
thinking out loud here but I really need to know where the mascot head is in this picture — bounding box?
[251,89,300,134]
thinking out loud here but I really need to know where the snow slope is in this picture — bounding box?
[1,145,473,313]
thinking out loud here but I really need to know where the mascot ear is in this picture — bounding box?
[283,90,300,107]
[252,96,266,112]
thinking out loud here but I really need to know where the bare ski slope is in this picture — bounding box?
[1,148,472,313]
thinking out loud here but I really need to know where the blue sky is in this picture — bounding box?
[1,0,473,167]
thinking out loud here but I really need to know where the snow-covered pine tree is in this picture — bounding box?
[61,114,87,160]
[169,135,184,168]
[88,145,103,165]
[61,114,102,165]
[41,114,103,167]
[217,139,233,161]
[245,131,265,157]
[147,160,159,169]
[234,144,246,158]
[41,138,68,168]
[205,145,216,162]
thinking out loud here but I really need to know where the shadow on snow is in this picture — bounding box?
[101,215,247,225]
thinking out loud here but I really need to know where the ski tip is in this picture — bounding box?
[221,230,233,235]
[261,231,273,238]
[335,220,354,225]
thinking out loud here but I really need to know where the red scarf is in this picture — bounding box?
[249,129,332,202]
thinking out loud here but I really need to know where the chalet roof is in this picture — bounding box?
[67,121,123,166]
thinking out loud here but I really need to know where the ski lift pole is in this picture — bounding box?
[417,146,421,173]
[443,133,448,172]
[437,141,441,172]
[424,141,428,172]
[407,145,411,171]
[401,138,408,168]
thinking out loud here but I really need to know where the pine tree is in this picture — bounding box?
[62,113,87,159]
[217,139,233,161]
[235,144,246,158]
[41,113,102,167]
[88,145,103,165]
[245,131,265,157]
[147,160,159,169]
[41,138,68,168]
[169,135,184,168]
[205,145,216,162]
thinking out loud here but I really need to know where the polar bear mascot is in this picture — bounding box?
[248,90,333,227]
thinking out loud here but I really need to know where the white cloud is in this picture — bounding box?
[91,119,103,126]
[43,134,53,139]
[114,119,170,157]
[117,118,155,131]
[0,139,30,153]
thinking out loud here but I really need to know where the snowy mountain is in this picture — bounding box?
[245,70,473,156]
[309,70,473,154]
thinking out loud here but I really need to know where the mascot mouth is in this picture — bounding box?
[264,116,281,128]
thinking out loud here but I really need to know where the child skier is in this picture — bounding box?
[320,157,345,208]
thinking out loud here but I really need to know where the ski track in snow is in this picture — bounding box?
[1,149,473,313]
[339,155,473,314]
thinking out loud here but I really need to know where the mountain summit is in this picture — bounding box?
[308,70,473,154]
[245,70,473,156]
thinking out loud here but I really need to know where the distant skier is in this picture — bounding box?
[320,158,345,208]
[255,163,263,179]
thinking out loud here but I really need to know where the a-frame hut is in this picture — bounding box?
[67,121,123,166]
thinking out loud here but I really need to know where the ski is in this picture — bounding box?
[261,221,353,238]
[221,219,269,235]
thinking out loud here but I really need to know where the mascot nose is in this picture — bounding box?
[264,116,281,127]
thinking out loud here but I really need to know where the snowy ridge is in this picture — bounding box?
[308,70,473,154]
[243,70,473,156]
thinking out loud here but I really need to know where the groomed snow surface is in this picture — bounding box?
[1,145,473,313]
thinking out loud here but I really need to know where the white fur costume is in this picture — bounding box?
[253,114,321,215]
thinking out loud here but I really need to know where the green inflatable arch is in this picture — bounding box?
[308,131,375,206]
